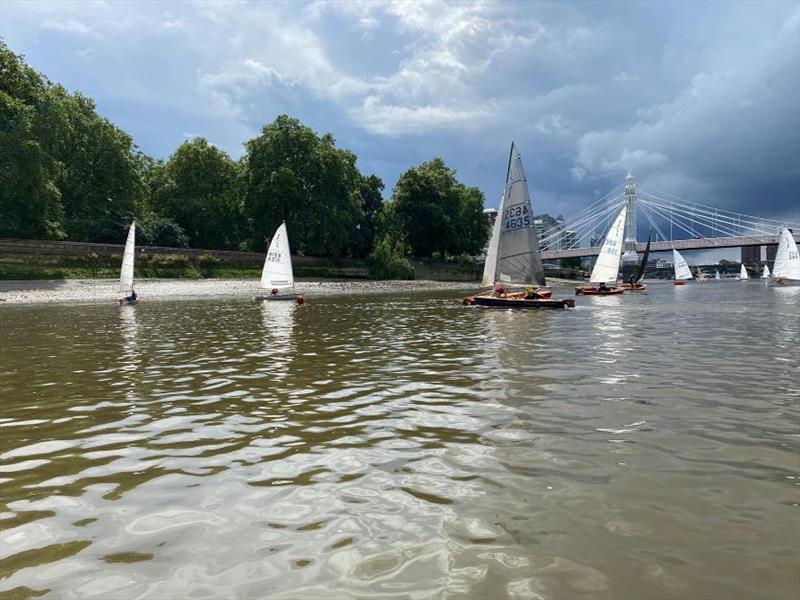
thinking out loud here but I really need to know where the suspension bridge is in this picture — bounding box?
[534,174,799,263]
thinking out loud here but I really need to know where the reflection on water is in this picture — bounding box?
[0,284,798,600]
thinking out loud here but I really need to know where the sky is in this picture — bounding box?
[2,0,799,246]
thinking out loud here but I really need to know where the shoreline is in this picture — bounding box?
[0,278,487,305]
[0,278,584,306]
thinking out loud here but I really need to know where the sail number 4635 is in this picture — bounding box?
[503,205,531,230]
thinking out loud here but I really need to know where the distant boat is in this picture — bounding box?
[673,249,693,285]
[771,227,800,284]
[621,233,650,291]
[118,220,137,305]
[464,142,574,309]
[575,206,627,296]
[254,222,304,303]
[761,264,770,279]
[740,264,749,280]
[714,270,721,280]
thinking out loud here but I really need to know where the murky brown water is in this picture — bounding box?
[1,283,798,599]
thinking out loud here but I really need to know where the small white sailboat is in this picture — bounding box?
[672,249,693,285]
[740,264,749,280]
[576,205,627,295]
[761,264,770,279]
[714,270,721,281]
[255,222,303,303]
[771,228,800,283]
[118,220,137,305]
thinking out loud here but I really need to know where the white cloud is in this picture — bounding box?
[41,18,96,36]
[351,95,495,135]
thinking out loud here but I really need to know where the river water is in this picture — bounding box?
[1,282,798,599]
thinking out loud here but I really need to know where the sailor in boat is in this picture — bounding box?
[598,282,609,292]
[494,283,506,297]
[121,288,137,304]
[524,287,541,299]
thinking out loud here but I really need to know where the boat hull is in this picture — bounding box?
[463,294,575,309]
[254,294,302,302]
[575,286,625,296]
[621,283,647,291]
[673,280,687,286]
[118,299,137,306]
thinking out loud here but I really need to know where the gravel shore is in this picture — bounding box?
[0,278,489,305]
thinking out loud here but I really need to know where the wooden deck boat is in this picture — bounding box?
[621,282,647,291]
[575,286,625,296]
[464,294,575,309]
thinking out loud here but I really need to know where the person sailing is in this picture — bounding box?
[124,288,137,304]
[598,281,609,291]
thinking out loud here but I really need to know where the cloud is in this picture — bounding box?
[41,18,96,36]
[351,96,495,135]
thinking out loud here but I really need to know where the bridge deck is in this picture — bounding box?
[540,233,799,260]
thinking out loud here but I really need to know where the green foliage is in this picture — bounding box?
[137,213,189,247]
[368,234,414,280]
[347,174,385,258]
[242,115,367,256]
[151,138,245,249]
[0,40,142,242]
[388,158,489,258]
[0,42,65,239]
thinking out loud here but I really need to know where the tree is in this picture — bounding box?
[150,138,244,249]
[389,158,489,258]
[0,41,65,239]
[242,115,363,256]
[348,174,385,257]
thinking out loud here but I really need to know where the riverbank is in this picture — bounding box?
[0,278,583,305]
[0,278,490,305]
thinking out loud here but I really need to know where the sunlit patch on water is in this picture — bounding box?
[0,284,798,599]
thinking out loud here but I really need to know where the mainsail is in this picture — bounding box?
[493,143,546,287]
[740,264,749,280]
[260,222,294,289]
[772,228,800,280]
[589,206,627,284]
[119,220,136,294]
[762,264,770,278]
[715,270,721,280]
[481,193,505,286]
[634,234,652,283]
[673,249,693,280]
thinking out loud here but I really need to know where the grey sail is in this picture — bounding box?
[493,142,546,287]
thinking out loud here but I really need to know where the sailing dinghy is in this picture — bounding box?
[621,233,651,291]
[118,220,137,305]
[740,264,749,280]
[672,249,693,285]
[771,228,800,284]
[575,206,627,295]
[762,264,770,279]
[254,222,304,303]
[464,142,574,309]
[714,270,721,281]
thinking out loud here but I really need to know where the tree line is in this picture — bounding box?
[0,41,489,266]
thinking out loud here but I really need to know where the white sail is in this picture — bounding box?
[740,264,749,279]
[481,194,504,286]
[260,222,294,289]
[118,220,135,294]
[494,143,546,287]
[715,270,720,280]
[773,228,800,280]
[673,249,693,280]
[762,264,770,278]
[589,206,627,284]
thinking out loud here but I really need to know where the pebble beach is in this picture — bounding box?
[0,278,488,305]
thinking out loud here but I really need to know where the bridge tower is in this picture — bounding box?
[620,172,639,280]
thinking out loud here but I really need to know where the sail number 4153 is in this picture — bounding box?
[503,205,531,230]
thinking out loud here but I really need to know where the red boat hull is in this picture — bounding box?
[463,294,575,309]
[621,283,647,291]
[575,286,625,296]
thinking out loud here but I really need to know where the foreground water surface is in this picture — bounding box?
[1,282,798,599]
